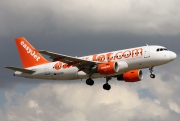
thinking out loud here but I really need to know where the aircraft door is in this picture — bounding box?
[144,46,150,58]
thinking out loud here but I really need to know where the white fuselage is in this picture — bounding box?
[14,45,176,80]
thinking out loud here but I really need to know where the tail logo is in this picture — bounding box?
[20,41,40,61]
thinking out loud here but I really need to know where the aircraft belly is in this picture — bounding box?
[52,68,78,80]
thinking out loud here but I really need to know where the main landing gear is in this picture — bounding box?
[85,77,112,90]
[103,77,112,91]
[149,67,155,79]
[86,72,94,86]
[86,78,94,86]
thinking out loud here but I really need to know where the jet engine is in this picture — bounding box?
[117,70,143,82]
[97,62,118,75]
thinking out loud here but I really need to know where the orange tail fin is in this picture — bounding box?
[15,37,49,68]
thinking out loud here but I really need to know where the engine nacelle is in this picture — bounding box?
[117,61,128,70]
[117,70,143,82]
[98,62,118,75]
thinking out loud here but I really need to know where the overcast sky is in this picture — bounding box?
[1,0,180,121]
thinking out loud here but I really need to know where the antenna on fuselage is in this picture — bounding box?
[146,44,149,46]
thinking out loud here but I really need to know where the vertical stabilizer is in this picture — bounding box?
[15,37,49,68]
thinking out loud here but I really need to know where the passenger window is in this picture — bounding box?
[160,48,163,51]
[157,49,159,51]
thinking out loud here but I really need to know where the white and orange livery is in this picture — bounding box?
[5,37,177,90]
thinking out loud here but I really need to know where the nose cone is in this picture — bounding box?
[170,52,177,60]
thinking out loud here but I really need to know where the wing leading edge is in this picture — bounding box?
[39,50,98,71]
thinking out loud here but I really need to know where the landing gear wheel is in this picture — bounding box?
[102,77,112,90]
[86,78,94,86]
[150,74,155,79]
[103,83,111,90]
[149,67,156,79]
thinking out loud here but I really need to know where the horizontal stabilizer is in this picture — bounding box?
[4,66,35,74]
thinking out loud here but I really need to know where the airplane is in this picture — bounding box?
[4,37,177,90]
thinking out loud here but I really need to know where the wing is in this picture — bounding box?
[39,50,99,72]
[4,66,35,74]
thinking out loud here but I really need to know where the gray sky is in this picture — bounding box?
[1,0,180,120]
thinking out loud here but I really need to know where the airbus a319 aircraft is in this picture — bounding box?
[5,37,177,90]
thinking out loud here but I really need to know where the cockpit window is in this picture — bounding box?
[157,48,168,52]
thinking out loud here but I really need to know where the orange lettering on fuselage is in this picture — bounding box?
[106,52,113,61]
[132,48,143,57]
[91,48,143,62]
[123,50,131,58]
[54,62,72,70]
[63,63,71,69]
[54,48,143,70]
[92,54,98,61]
[97,55,105,62]
[115,51,123,60]
[54,62,62,70]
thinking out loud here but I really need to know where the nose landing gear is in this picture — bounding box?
[149,67,155,78]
